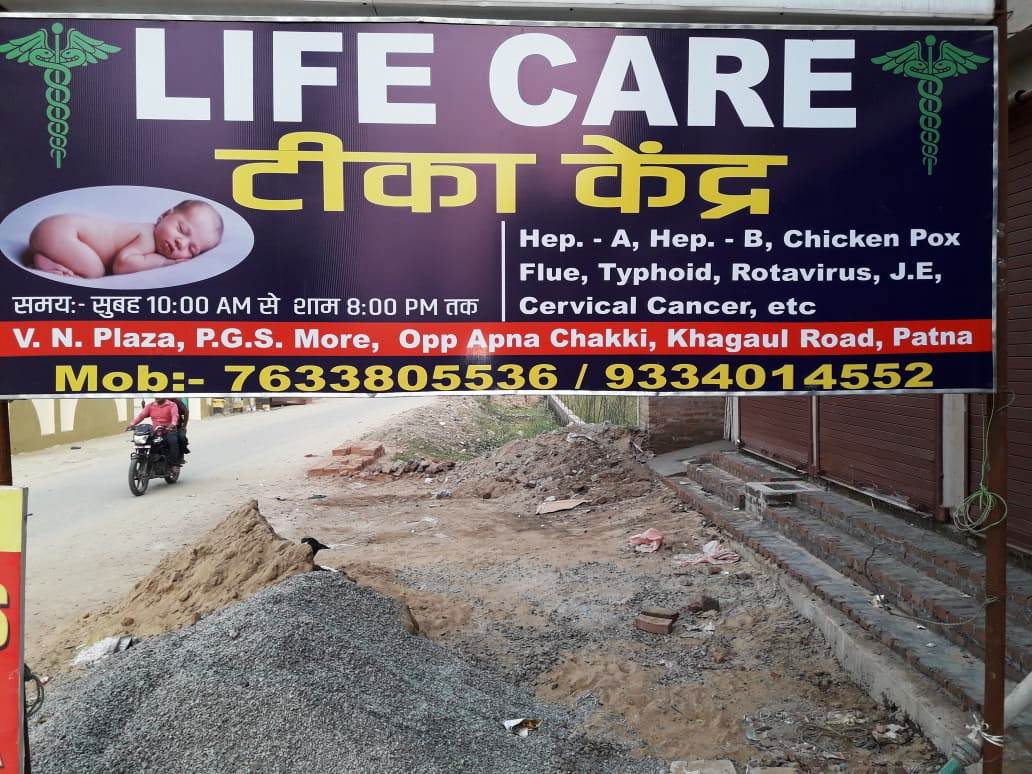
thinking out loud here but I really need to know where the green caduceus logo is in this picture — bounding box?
[0,22,120,168]
[872,35,988,175]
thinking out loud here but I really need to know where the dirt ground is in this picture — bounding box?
[268,397,943,771]
[37,396,945,771]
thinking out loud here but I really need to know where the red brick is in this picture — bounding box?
[634,614,674,635]
[335,454,375,473]
[307,461,344,477]
[350,443,385,458]
[641,607,679,621]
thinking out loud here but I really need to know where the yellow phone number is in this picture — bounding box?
[52,361,937,393]
[225,363,560,392]
[603,361,933,391]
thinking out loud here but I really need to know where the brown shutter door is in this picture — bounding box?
[818,396,941,513]
[738,396,812,469]
[981,103,1032,551]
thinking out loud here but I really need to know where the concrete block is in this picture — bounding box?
[743,481,816,516]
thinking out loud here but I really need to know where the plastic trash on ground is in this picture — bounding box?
[502,718,541,737]
[628,528,664,553]
[672,540,740,565]
[872,723,911,745]
[536,498,589,515]
[72,634,135,667]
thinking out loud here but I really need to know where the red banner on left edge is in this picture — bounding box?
[0,488,26,774]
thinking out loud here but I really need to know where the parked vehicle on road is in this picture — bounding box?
[127,424,180,496]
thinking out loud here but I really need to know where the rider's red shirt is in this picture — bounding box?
[131,401,179,428]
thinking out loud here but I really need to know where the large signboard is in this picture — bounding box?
[0,16,996,396]
[0,488,25,774]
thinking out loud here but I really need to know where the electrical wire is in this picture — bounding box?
[968,714,1007,748]
[956,393,1014,535]
[24,664,44,718]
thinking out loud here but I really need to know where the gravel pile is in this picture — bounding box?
[31,573,663,774]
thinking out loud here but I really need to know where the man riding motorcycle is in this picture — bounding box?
[127,397,184,469]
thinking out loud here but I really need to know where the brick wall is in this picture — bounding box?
[645,396,727,452]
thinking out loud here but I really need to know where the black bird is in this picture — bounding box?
[300,537,330,557]
[300,537,340,573]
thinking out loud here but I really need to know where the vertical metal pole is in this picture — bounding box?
[984,3,1009,773]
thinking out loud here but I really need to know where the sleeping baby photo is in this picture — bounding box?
[29,199,224,279]
[0,186,253,290]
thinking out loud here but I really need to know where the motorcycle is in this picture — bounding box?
[127,423,180,496]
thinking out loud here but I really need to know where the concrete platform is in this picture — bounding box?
[647,443,1032,767]
[649,440,734,477]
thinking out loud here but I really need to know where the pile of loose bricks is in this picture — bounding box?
[307,441,385,477]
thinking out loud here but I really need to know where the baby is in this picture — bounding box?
[29,199,223,278]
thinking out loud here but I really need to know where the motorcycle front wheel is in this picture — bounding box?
[129,458,150,496]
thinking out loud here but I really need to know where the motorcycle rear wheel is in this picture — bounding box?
[164,465,180,485]
[129,458,149,496]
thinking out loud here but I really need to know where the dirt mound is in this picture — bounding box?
[451,424,653,503]
[361,395,559,465]
[77,500,315,646]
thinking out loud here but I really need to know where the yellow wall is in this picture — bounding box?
[9,398,260,453]
[9,398,134,453]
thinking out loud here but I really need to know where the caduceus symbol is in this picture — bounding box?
[0,22,120,168]
[872,35,988,175]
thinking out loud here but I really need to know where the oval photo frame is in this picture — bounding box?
[0,186,254,289]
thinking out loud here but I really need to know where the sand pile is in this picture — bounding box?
[451,425,653,503]
[77,500,315,645]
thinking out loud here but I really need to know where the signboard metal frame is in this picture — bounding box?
[0,13,1000,397]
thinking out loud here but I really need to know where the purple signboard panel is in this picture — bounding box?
[0,16,996,396]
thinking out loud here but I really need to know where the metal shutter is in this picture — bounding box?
[818,396,941,513]
[738,396,812,469]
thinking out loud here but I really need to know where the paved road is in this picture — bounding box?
[12,396,435,661]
